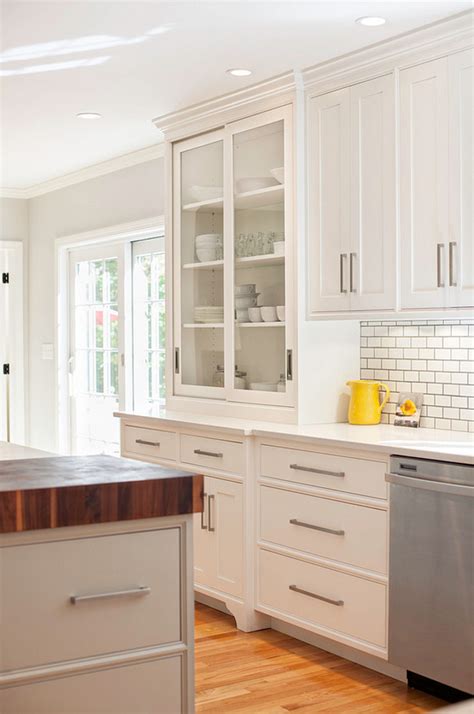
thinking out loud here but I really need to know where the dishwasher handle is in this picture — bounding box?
[386,472,474,498]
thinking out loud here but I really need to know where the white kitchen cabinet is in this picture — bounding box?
[400,51,473,310]
[308,74,396,315]
[194,475,243,598]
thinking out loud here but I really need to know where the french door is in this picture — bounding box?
[69,243,125,455]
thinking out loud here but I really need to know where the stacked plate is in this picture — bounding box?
[195,233,223,262]
[194,306,224,324]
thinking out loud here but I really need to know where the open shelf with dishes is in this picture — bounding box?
[172,107,293,404]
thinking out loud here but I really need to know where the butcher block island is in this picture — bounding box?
[0,444,203,714]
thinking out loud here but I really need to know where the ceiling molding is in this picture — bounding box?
[153,71,299,139]
[302,10,474,90]
[0,143,165,200]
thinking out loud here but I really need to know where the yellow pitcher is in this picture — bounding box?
[346,380,390,425]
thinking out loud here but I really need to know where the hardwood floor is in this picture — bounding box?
[195,604,445,713]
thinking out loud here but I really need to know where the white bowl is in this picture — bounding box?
[276,305,285,322]
[249,382,278,392]
[235,284,256,296]
[260,306,277,322]
[235,294,259,309]
[248,307,263,322]
[189,186,223,202]
[195,233,222,244]
[236,177,277,193]
[270,167,284,184]
[235,308,249,322]
[196,248,218,263]
[273,241,285,256]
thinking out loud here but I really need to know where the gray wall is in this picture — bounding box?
[27,158,164,450]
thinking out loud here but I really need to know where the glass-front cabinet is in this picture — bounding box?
[172,106,294,407]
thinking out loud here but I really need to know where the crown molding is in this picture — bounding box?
[153,71,299,140]
[302,10,474,91]
[0,143,165,200]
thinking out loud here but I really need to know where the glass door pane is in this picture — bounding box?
[232,118,287,397]
[177,134,225,394]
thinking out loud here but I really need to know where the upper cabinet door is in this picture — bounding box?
[172,130,225,399]
[448,49,474,309]
[350,75,396,311]
[400,58,450,309]
[307,88,351,314]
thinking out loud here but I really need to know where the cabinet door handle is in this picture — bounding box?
[135,439,160,447]
[70,586,151,605]
[289,518,345,536]
[194,449,223,458]
[289,463,345,478]
[289,584,344,607]
[174,347,180,374]
[437,243,445,288]
[201,492,207,530]
[286,349,293,381]
[449,241,457,287]
[349,252,356,293]
[339,253,347,294]
[208,494,215,532]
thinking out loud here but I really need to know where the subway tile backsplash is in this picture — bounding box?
[360,319,474,432]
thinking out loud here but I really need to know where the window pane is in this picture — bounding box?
[105,258,118,302]
[110,352,119,395]
[92,260,104,303]
[110,304,119,348]
[95,351,104,393]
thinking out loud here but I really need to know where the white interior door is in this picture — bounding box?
[69,243,125,455]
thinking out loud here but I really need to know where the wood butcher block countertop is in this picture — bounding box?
[0,453,203,534]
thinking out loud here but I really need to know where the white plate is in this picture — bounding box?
[236,177,277,193]
[189,186,223,202]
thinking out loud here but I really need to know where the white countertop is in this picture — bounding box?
[0,441,54,461]
[115,411,474,465]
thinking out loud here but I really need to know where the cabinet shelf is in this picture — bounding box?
[182,254,284,271]
[182,197,223,213]
[182,260,224,270]
[236,321,285,328]
[182,323,224,329]
[234,184,284,210]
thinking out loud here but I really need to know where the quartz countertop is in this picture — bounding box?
[115,411,474,465]
[0,450,202,534]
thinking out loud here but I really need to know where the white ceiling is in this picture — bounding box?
[1,0,471,189]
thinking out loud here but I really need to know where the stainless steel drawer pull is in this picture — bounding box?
[194,449,223,458]
[289,584,344,607]
[201,492,208,530]
[289,463,345,478]
[135,439,160,447]
[70,586,151,605]
[437,243,445,288]
[449,241,457,287]
[349,252,356,293]
[289,518,345,536]
[208,494,215,532]
[340,253,347,294]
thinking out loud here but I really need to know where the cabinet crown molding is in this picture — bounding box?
[302,10,473,91]
[153,71,300,140]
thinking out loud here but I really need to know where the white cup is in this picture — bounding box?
[276,306,285,322]
[261,306,277,322]
[248,307,263,322]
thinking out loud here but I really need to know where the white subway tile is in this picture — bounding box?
[361,348,374,358]
[361,369,374,379]
[452,325,469,336]
[452,396,467,408]
[419,349,435,359]
[382,359,397,370]
[396,359,411,369]
[368,358,382,368]
[368,337,381,347]
[396,382,412,391]
[390,348,404,358]
[435,325,451,336]
[444,385,460,396]
[404,327,418,336]
[427,406,443,417]
[452,373,468,384]
[381,337,396,347]
[460,337,474,349]
[374,348,389,358]
[436,372,452,383]
[427,360,444,371]
[443,407,459,419]
[403,348,419,358]
[389,326,403,337]
[411,337,427,348]
[374,326,389,336]
[434,349,451,359]
[404,371,419,381]
[424,394,435,405]
[460,360,474,372]
[427,337,443,347]
[419,326,435,336]
[435,418,452,430]
[374,370,389,380]
[411,360,427,370]
[389,370,404,381]
[443,337,460,348]
[397,337,411,347]
[361,326,375,337]
[435,395,451,407]
[451,349,468,360]
[420,417,435,428]
[452,420,469,432]
[460,384,474,396]
[443,361,460,372]
[460,409,474,421]
[420,371,435,382]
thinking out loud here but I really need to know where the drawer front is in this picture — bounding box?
[258,549,386,648]
[123,424,177,461]
[1,529,181,671]
[180,434,244,475]
[0,656,182,714]
[260,486,387,574]
[260,444,387,499]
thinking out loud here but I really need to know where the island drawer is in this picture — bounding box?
[258,549,386,649]
[123,424,177,462]
[1,528,181,672]
[259,485,387,574]
[180,434,244,475]
[0,655,182,713]
[260,444,387,499]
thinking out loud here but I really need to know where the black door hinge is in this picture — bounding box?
[2,273,9,284]
[3,364,10,375]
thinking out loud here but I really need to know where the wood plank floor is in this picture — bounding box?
[195,604,445,713]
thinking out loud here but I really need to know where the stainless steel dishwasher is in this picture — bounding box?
[387,455,474,700]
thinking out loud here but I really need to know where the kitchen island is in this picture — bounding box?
[0,443,203,714]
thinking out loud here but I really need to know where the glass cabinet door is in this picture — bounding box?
[173,130,225,397]
[228,106,293,405]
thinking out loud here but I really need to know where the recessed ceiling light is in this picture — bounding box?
[356,16,386,27]
[226,68,252,77]
[76,112,102,120]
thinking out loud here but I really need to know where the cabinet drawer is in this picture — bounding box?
[0,656,182,714]
[180,434,243,475]
[123,424,177,461]
[260,444,387,499]
[260,486,387,573]
[1,529,181,671]
[258,549,386,648]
